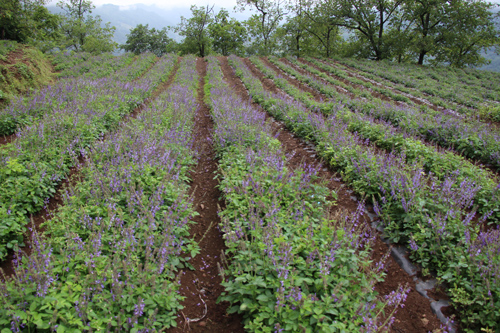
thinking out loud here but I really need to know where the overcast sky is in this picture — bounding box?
[48,0,500,10]
[49,0,240,10]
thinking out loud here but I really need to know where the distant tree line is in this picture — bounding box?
[122,0,500,68]
[1,0,499,68]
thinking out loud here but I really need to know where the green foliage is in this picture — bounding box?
[0,59,195,331]
[174,5,214,57]
[56,0,117,54]
[237,0,288,56]
[0,0,60,46]
[121,24,177,57]
[209,56,395,331]
[0,43,54,105]
[208,9,246,56]
[230,54,500,332]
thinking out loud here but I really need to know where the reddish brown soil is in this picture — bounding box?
[0,58,181,281]
[266,56,499,180]
[169,58,245,332]
[222,56,444,333]
[0,133,16,145]
[260,57,324,102]
[283,57,398,105]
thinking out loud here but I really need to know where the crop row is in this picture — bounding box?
[109,52,158,82]
[307,58,455,110]
[334,58,500,121]
[250,56,500,224]
[288,57,413,105]
[51,51,94,73]
[0,54,177,261]
[257,56,500,174]
[0,55,200,331]
[58,53,135,79]
[0,52,161,137]
[205,56,409,331]
[229,55,500,330]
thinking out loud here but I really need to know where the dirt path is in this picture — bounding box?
[0,58,182,280]
[224,56,444,333]
[169,58,245,332]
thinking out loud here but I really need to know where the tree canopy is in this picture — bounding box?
[0,0,499,68]
[121,24,176,56]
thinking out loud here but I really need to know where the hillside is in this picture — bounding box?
[0,52,499,332]
[0,41,55,105]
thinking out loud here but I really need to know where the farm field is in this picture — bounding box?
[0,52,499,332]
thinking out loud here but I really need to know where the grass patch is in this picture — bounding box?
[0,43,55,107]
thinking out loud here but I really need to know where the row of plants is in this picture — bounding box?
[206,56,407,332]
[249,56,500,223]
[109,52,158,82]
[311,58,457,110]
[253,56,500,172]
[287,57,413,105]
[229,55,500,331]
[51,51,94,73]
[0,55,178,261]
[333,57,500,118]
[0,52,162,137]
[58,53,135,79]
[326,58,500,123]
[0,55,200,331]
[269,57,373,101]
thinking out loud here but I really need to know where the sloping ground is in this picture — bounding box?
[0,41,55,106]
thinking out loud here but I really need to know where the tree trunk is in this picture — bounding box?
[296,34,300,57]
[418,51,426,65]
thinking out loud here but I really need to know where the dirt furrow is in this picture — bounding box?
[224,56,445,333]
[266,56,499,178]
[170,58,245,332]
[0,58,182,280]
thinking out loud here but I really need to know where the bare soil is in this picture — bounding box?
[224,56,444,333]
[169,58,245,332]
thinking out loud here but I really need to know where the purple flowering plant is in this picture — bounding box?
[211,56,410,332]
[0,55,199,331]
[230,54,500,331]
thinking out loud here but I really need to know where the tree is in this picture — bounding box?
[402,0,452,65]
[402,0,500,67]
[432,0,500,67]
[57,0,117,54]
[338,0,405,60]
[281,8,307,57]
[175,5,214,57]
[0,0,59,44]
[121,24,176,56]
[208,9,246,56]
[237,0,288,55]
[300,0,342,58]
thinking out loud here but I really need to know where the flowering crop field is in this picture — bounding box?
[0,53,499,332]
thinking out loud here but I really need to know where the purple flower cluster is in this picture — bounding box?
[0,55,199,330]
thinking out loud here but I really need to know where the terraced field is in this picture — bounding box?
[0,53,498,332]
